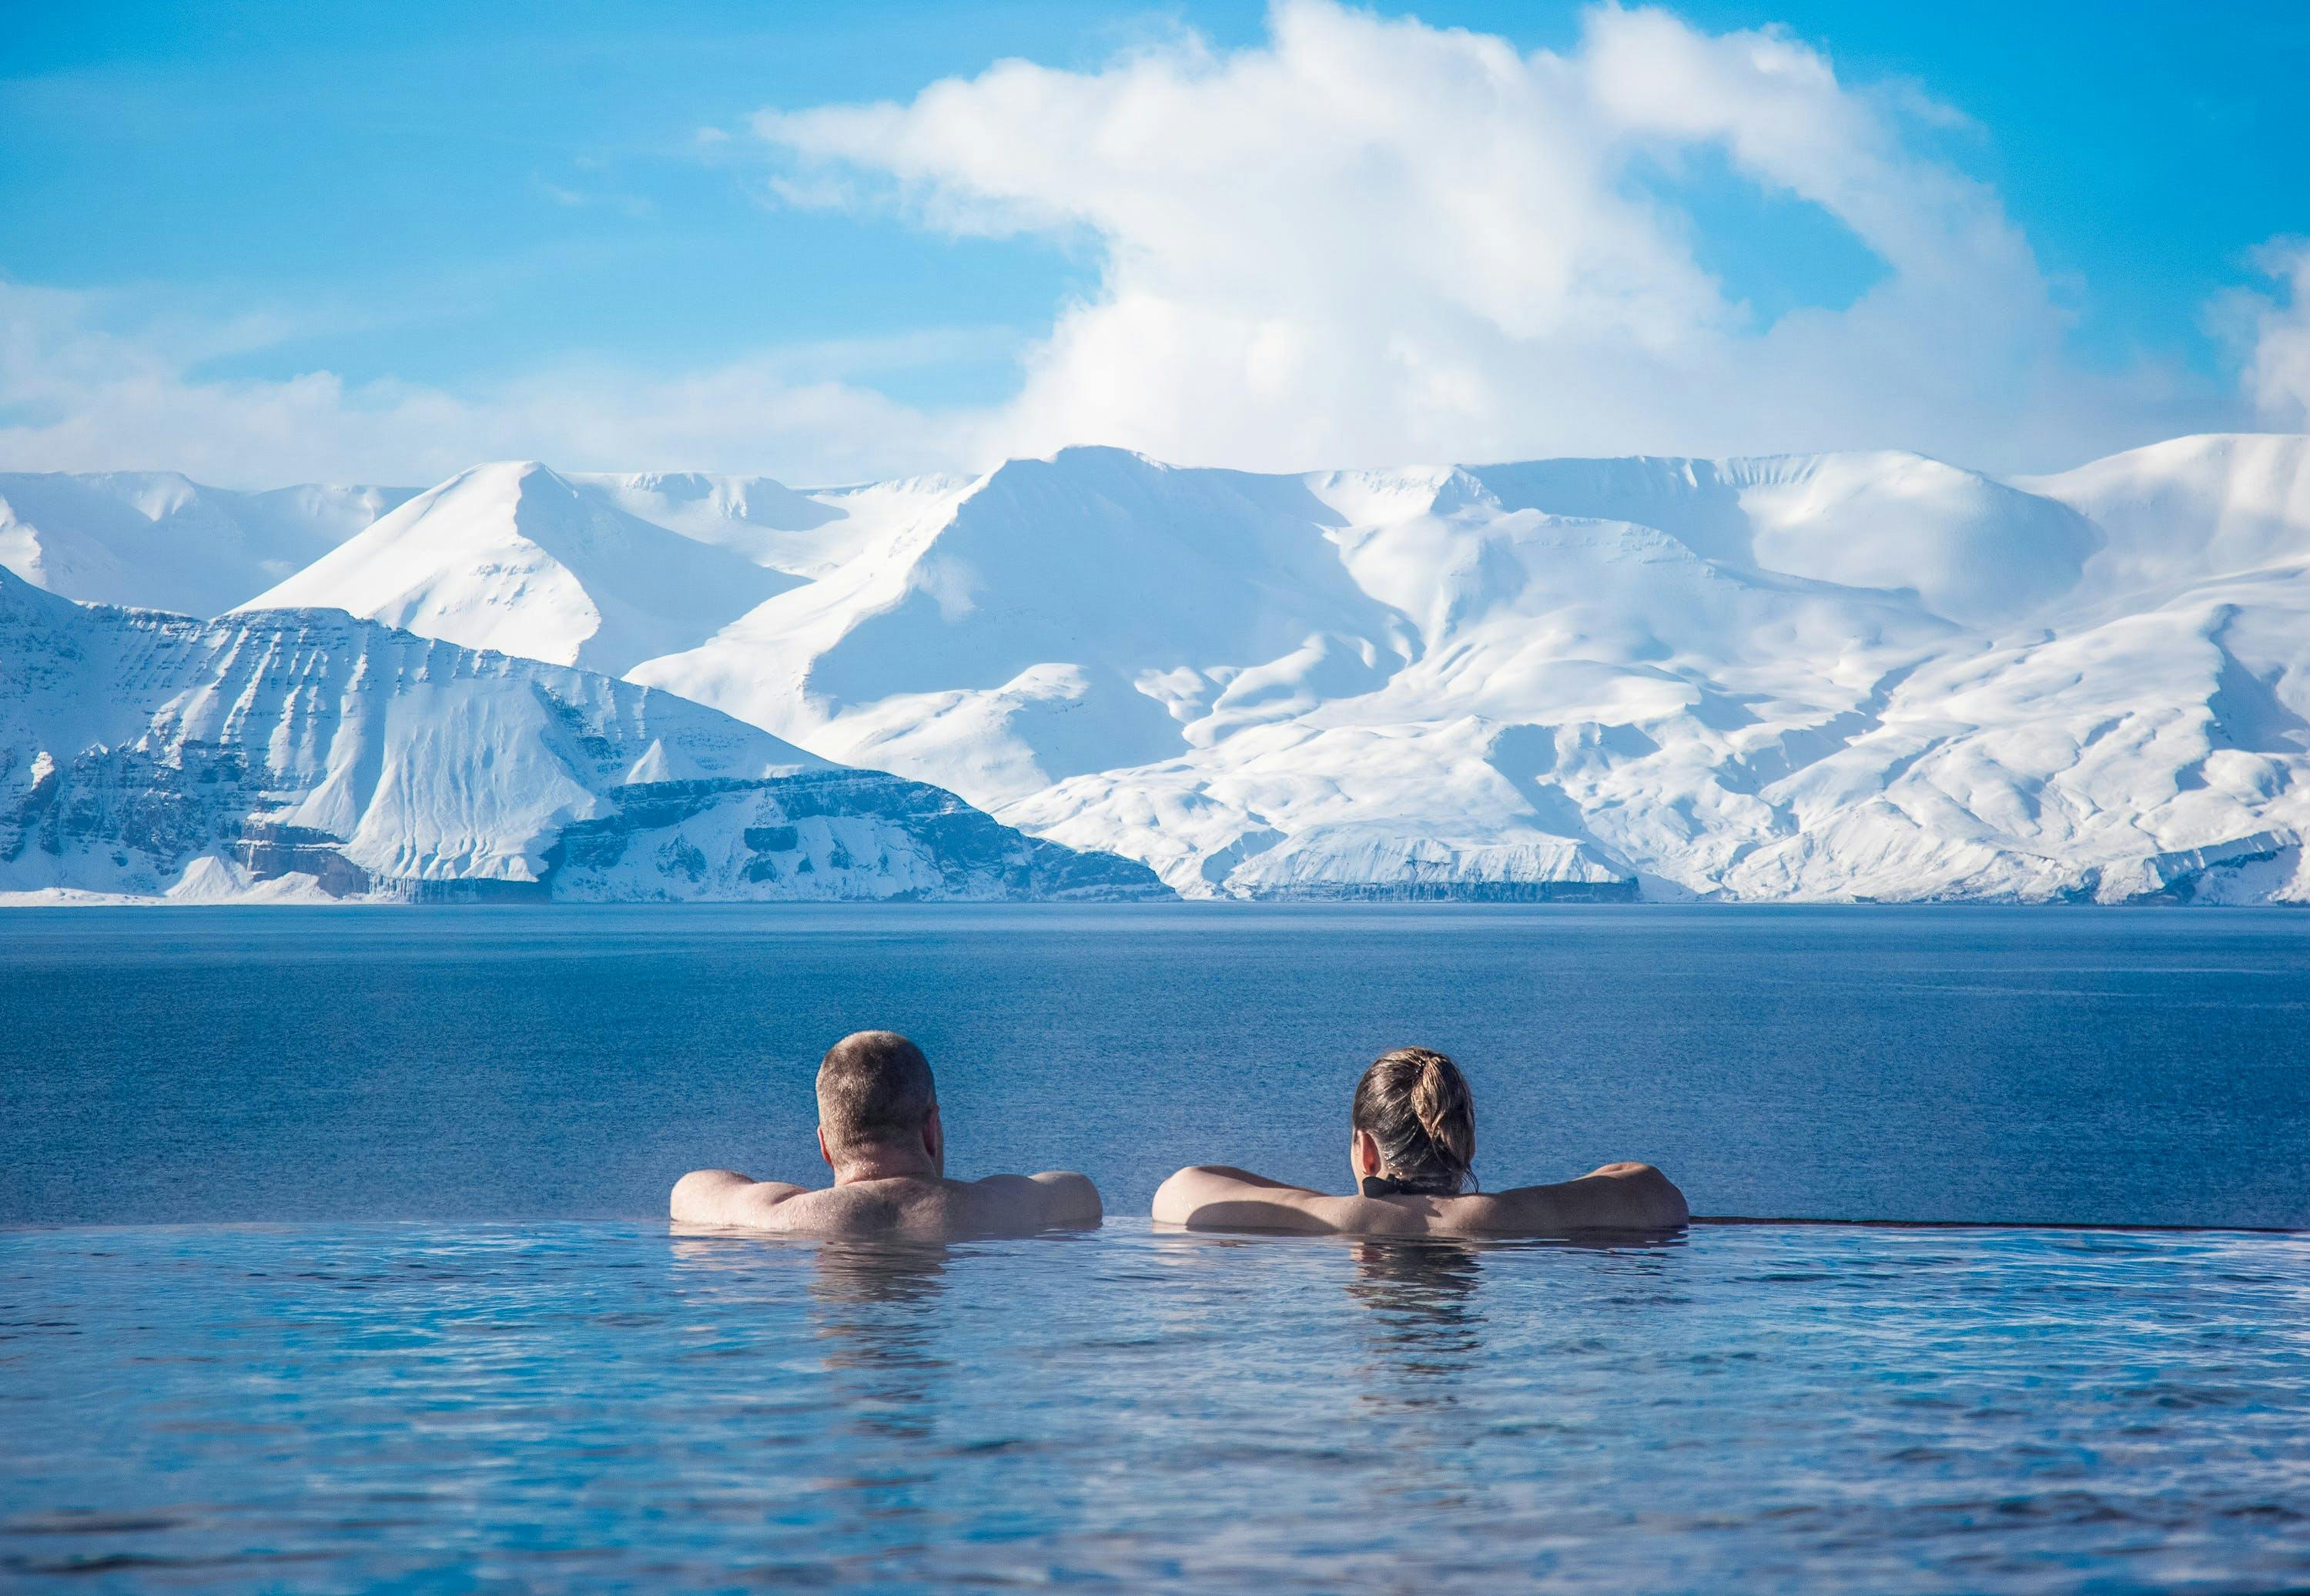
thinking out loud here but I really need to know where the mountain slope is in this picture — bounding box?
[632,447,1410,805]
[0,472,411,617]
[1462,450,2104,627]
[236,462,806,676]
[0,569,1166,903]
[634,447,1977,894]
[2018,433,2310,614]
[574,469,973,578]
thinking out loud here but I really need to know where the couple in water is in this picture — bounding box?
[674,1030,1688,1238]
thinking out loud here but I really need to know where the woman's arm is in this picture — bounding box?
[1463,1162,1689,1234]
[1150,1163,1688,1239]
[1152,1166,1376,1233]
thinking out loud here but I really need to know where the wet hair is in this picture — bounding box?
[816,1031,936,1156]
[1351,1047,1476,1195]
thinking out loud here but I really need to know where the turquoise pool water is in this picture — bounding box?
[4,1220,2306,1591]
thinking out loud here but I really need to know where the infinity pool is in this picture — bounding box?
[6,907,2309,1587]
[4,1220,2305,1591]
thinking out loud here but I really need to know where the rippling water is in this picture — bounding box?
[5,905,2308,1588]
[3,1221,2307,1591]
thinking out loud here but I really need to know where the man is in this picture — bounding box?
[671,1030,1102,1237]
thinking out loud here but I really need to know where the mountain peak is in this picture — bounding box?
[236,462,799,674]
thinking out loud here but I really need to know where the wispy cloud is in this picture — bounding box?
[2225,237,2310,427]
[534,176,655,219]
[0,280,979,487]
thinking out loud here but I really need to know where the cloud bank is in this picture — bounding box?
[758,0,2229,474]
[0,283,961,488]
[1,0,2298,486]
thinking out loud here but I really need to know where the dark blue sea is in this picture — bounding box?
[3,905,2308,1589]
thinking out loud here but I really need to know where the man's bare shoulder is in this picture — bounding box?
[671,1169,809,1229]
[760,1179,942,1236]
[674,1170,1100,1240]
[937,1171,1102,1235]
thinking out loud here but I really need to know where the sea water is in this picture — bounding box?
[3,905,2308,1588]
[3,904,2306,1226]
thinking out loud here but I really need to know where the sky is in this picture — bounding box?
[2,0,2307,487]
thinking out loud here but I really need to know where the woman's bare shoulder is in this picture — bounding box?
[1443,1163,1689,1236]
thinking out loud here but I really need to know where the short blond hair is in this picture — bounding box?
[816,1031,936,1156]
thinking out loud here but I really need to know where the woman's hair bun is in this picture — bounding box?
[1353,1046,1476,1194]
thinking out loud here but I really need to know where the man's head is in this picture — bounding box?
[815,1030,942,1180]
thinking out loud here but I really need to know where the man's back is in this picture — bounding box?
[670,1032,1103,1240]
[673,1168,1101,1239]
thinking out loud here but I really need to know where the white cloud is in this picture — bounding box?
[0,2,2268,488]
[0,281,975,488]
[2231,237,2310,427]
[755,0,2220,473]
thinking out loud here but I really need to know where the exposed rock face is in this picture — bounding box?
[545,771,1174,902]
[0,570,1167,903]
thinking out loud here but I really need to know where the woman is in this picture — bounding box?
[1150,1047,1688,1236]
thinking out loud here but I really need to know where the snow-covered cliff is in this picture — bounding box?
[0,569,1167,903]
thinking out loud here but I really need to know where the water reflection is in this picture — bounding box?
[1335,1239,1487,1523]
[15,1223,2310,1589]
[1336,1233,1691,1519]
[808,1238,953,1310]
[1347,1239,1485,1377]
[793,1240,956,1451]
[670,1228,960,1556]
[666,1230,955,1443]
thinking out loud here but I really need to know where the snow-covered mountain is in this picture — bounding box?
[8,435,2308,904]
[236,462,812,675]
[0,472,412,617]
[627,440,2310,903]
[0,567,1166,903]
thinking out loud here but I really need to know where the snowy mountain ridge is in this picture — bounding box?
[0,567,1167,904]
[5,433,2308,904]
[0,471,413,619]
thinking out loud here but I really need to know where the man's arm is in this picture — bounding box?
[670,1169,812,1229]
[956,1170,1103,1231]
[1026,1171,1103,1227]
[1461,1162,1689,1234]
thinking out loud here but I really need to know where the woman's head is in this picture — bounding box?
[1350,1047,1475,1195]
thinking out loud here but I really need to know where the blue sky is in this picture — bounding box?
[3,0,2307,484]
